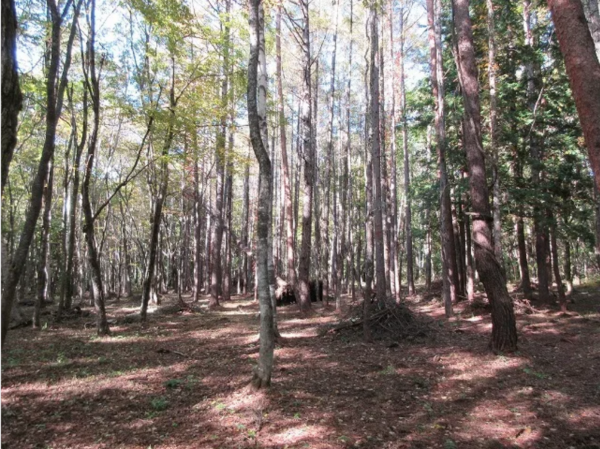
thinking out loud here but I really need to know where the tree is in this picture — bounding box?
[1,0,23,195]
[426,0,457,316]
[453,0,518,352]
[369,1,387,303]
[2,0,81,345]
[248,0,275,389]
[547,0,600,196]
[294,0,314,312]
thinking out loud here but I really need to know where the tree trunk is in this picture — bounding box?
[81,0,110,336]
[248,0,275,388]
[1,0,23,195]
[141,60,176,321]
[550,224,567,311]
[369,2,387,303]
[34,158,54,328]
[487,0,503,269]
[276,1,296,290]
[295,0,314,312]
[453,0,517,352]
[399,8,415,296]
[426,0,456,317]
[547,0,600,195]
[581,0,600,58]
[2,0,80,346]
[523,0,551,303]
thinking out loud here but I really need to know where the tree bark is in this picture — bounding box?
[581,0,600,59]
[1,0,22,195]
[453,0,517,352]
[82,0,110,336]
[487,0,503,269]
[34,157,54,328]
[547,0,600,194]
[248,0,275,389]
[369,2,387,303]
[276,1,297,289]
[141,60,176,321]
[2,0,81,346]
[399,7,415,296]
[523,0,550,304]
[426,0,456,317]
[295,0,314,312]
[550,224,567,311]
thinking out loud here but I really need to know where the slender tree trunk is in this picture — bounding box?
[141,61,176,321]
[2,0,80,346]
[487,0,503,269]
[516,215,533,298]
[399,8,415,296]
[523,0,551,303]
[34,158,54,328]
[550,224,567,311]
[248,0,275,388]
[326,0,340,305]
[295,0,314,312]
[277,1,296,288]
[426,0,456,317]
[453,0,517,352]
[209,0,231,308]
[369,2,387,303]
[339,0,354,310]
[241,148,251,295]
[564,238,573,295]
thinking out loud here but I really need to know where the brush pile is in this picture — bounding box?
[320,298,434,342]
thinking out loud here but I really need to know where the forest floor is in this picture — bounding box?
[2,282,600,449]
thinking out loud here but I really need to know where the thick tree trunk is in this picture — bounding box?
[547,0,600,195]
[1,0,23,195]
[454,0,517,352]
[248,0,275,388]
[2,0,80,346]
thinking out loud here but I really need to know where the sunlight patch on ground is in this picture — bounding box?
[271,424,331,445]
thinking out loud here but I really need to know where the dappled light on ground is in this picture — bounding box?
[2,287,600,448]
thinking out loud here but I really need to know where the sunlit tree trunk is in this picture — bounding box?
[248,0,275,388]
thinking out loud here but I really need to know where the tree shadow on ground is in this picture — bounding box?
[2,288,599,448]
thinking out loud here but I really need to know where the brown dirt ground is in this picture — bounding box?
[2,282,600,449]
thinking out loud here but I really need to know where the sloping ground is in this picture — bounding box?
[2,284,599,449]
